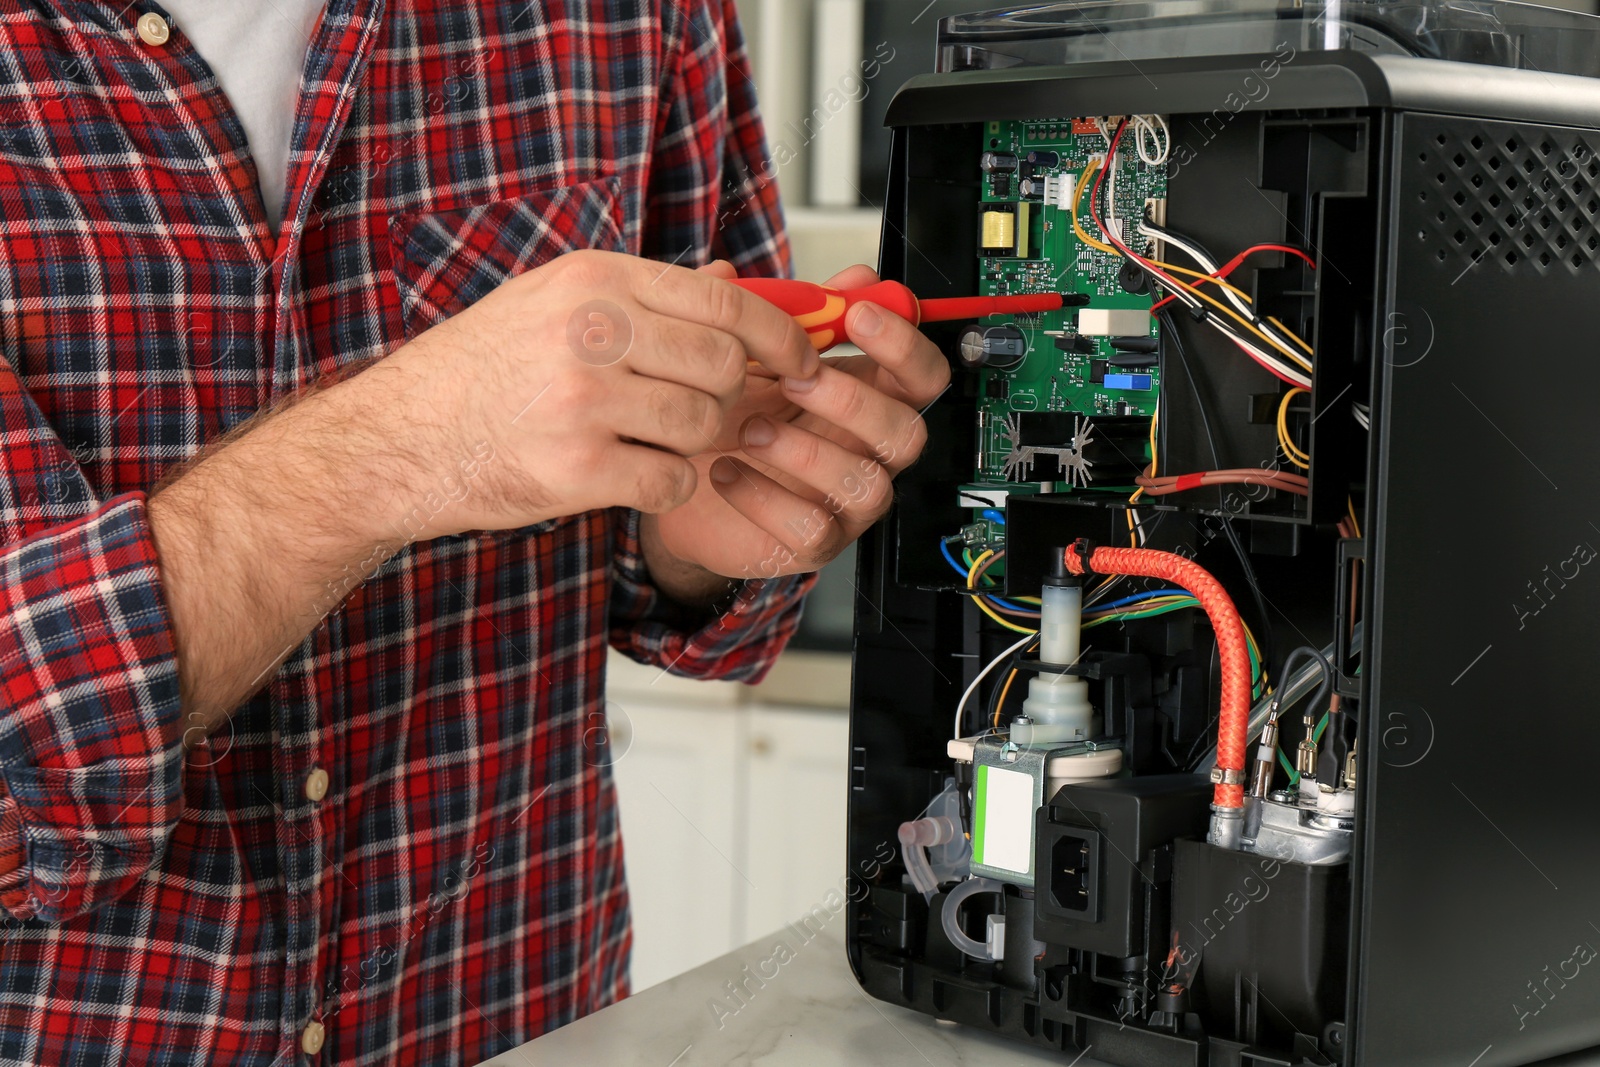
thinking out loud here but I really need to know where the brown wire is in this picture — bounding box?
[1136,470,1309,497]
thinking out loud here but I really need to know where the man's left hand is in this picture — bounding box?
[642,261,950,596]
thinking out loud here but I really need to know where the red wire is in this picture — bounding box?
[1150,244,1318,314]
[1063,544,1252,809]
[1219,243,1318,276]
[1099,128,1312,388]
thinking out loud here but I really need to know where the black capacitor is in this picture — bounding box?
[1108,335,1159,354]
[1025,149,1061,169]
[1018,177,1042,199]
[957,324,1028,371]
[980,151,1018,172]
[1107,352,1159,369]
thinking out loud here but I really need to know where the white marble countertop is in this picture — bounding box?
[476,925,1105,1067]
[474,923,1600,1067]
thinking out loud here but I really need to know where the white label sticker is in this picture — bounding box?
[976,765,1035,875]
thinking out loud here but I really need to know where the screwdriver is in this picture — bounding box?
[731,277,1086,353]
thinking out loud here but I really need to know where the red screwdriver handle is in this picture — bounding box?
[731,278,919,351]
[730,277,1068,352]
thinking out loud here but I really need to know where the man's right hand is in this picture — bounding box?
[391,249,822,535]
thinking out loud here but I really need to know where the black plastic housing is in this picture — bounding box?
[1037,776,1212,958]
[848,42,1600,1067]
[1172,840,1350,1056]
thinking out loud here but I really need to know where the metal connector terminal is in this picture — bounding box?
[1296,733,1318,778]
[1249,715,1281,798]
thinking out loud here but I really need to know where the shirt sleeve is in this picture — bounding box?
[608,508,815,684]
[639,0,792,279]
[0,361,185,923]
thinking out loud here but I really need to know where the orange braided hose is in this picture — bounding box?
[1063,543,1251,808]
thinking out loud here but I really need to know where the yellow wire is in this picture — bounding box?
[1146,261,1255,307]
[1242,621,1267,691]
[1347,496,1362,539]
[974,598,1037,634]
[968,550,1039,634]
[1126,402,1159,546]
[1276,388,1310,468]
[994,668,1021,728]
[1071,163,1119,255]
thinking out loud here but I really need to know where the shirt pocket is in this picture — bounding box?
[386,175,626,338]
[386,177,626,539]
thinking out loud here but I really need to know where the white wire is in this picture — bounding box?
[1214,321,1313,388]
[953,631,1039,740]
[1131,114,1170,166]
[1137,219,1312,372]
[1353,402,1370,429]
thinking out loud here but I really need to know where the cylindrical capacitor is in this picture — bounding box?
[980,151,1018,172]
[957,324,1028,371]
[1018,177,1041,199]
[1025,149,1061,169]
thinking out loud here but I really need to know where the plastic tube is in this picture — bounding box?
[940,877,1006,960]
[898,815,958,897]
[1063,543,1250,810]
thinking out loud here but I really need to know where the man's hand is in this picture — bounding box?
[401,249,824,534]
[643,262,951,590]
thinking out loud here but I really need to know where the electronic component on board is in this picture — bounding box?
[981,209,1015,254]
[1078,307,1153,337]
[958,324,1029,371]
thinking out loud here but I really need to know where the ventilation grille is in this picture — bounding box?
[1415,124,1600,274]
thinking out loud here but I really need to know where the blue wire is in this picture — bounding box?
[938,539,967,578]
[938,539,1037,615]
[1094,588,1192,610]
[980,508,1006,526]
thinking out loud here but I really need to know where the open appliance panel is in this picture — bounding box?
[846,43,1600,1067]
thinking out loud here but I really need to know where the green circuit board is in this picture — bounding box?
[972,118,1167,487]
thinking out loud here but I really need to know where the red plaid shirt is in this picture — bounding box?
[0,2,809,1063]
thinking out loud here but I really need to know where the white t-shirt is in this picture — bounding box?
[160,2,328,234]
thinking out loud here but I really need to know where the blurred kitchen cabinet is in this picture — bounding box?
[605,652,851,991]
[605,696,745,992]
[740,705,851,944]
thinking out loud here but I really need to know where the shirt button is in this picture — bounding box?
[301,1021,326,1056]
[135,12,170,46]
[304,768,330,803]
